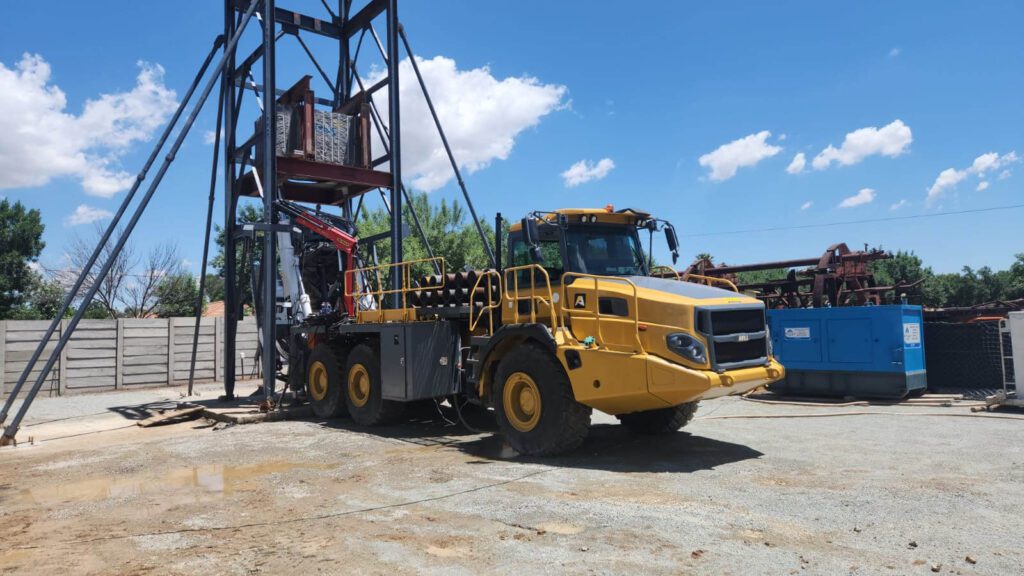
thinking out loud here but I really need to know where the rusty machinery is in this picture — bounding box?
[678,243,922,309]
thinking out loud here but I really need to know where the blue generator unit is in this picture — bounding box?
[766,305,927,399]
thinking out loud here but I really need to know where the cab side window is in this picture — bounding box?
[507,235,564,285]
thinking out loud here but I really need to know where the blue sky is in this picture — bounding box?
[1,1,1021,276]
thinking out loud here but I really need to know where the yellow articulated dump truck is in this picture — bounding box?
[291,205,784,455]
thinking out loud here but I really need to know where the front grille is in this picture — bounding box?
[710,309,765,334]
[699,307,768,370]
[714,338,768,365]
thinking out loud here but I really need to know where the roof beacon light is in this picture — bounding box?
[604,204,614,213]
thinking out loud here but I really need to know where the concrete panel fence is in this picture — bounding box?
[0,318,259,401]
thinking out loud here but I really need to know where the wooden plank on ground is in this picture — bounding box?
[137,406,204,427]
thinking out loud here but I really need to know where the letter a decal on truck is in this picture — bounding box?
[574,293,586,309]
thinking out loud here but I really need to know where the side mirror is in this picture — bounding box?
[521,217,544,263]
[521,217,539,244]
[665,224,680,264]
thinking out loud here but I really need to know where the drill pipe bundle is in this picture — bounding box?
[411,270,496,308]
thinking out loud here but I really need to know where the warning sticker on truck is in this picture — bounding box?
[903,323,921,348]
[784,327,811,339]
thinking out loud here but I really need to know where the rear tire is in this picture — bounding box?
[493,344,591,456]
[344,344,404,426]
[307,344,346,419]
[617,401,699,435]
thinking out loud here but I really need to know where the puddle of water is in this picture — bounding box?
[16,461,331,505]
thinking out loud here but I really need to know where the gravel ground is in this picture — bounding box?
[1,383,1023,575]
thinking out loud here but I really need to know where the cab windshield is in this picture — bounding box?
[563,224,647,277]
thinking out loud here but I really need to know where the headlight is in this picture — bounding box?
[666,333,707,364]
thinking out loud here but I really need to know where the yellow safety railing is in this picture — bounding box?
[683,273,739,292]
[345,257,446,322]
[502,264,560,332]
[469,269,502,334]
[561,273,645,354]
[650,265,681,280]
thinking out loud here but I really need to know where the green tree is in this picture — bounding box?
[735,268,788,287]
[202,273,225,302]
[155,273,200,318]
[0,199,45,319]
[211,203,262,312]
[1007,253,1024,299]
[357,192,496,281]
[871,250,931,286]
[7,273,66,320]
[869,250,942,305]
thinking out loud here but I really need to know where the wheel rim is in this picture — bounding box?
[348,364,371,408]
[503,371,542,432]
[308,360,329,402]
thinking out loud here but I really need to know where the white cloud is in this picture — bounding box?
[926,150,1018,205]
[890,199,908,211]
[812,120,912,170]
[967,151,1017,176]
[926,168,967,204]
[562,158,615,187]
[786,152,806,174]
[0,54,177,197]
[838,188,876,208]
[889,47,902,58]
[800,201,812,211]
[65,204,113,226]
[367,55,566,192]
[203,129,222,145]
[181,258,193,269]
[698,131,782,182]
[976,180,990,192]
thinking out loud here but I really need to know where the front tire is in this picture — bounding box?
[617,401,699,435]
[493,344,591,456]
[307,344,346,419]
[344,344,404,426]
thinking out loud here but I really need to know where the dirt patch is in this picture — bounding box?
[2,394,1023,575]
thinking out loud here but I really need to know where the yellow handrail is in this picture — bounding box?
[345,257,446,320]
[469,269,502,334]
[683,273,738,292]
[502,264,559,332]
[650,265,680,280]
[561,272,645,354]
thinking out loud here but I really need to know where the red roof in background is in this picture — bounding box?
[203,301,225,317]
